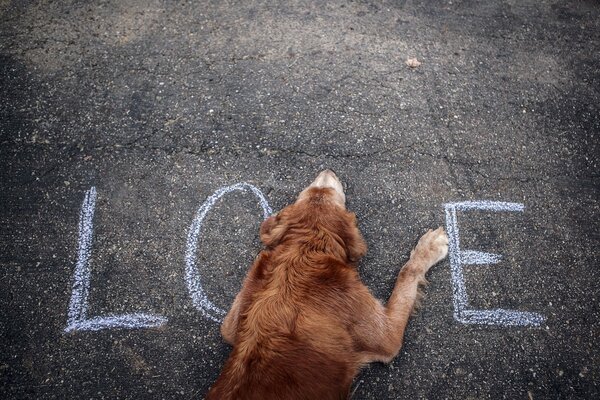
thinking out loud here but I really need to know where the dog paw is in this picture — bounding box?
[411,227,449,270]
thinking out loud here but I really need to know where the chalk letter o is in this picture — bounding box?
[185,183,272,323]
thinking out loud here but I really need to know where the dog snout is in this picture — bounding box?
[309,170,342,191]
[300,169,345,206]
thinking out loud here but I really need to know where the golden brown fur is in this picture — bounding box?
[206,172,448,400]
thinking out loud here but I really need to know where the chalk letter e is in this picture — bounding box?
[64,187,167,332]
[444,201,546,327]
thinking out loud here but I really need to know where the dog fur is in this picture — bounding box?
[206,171,448,399]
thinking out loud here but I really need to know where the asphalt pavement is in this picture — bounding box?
[1,0,599,399]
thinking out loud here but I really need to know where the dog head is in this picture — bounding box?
[260,170,366,263]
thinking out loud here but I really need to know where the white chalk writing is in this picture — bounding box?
[444,201,546,326]
[184,183,272,323]
[66,187,546,331]
[64,187,168,332]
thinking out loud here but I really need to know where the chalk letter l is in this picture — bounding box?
[444,201,546,326]
[64,187,167,332]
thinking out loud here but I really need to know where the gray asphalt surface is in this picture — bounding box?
[1,0,599,399]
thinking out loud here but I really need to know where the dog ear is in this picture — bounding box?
[260,213,287,247]
[343,212,367,263]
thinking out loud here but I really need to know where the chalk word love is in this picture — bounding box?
[65,186,545,332]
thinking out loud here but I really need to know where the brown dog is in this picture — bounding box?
[206,170,448,399]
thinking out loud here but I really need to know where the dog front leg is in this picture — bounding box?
[358,228,448,363]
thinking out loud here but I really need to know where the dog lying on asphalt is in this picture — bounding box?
[207,170,448,399]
